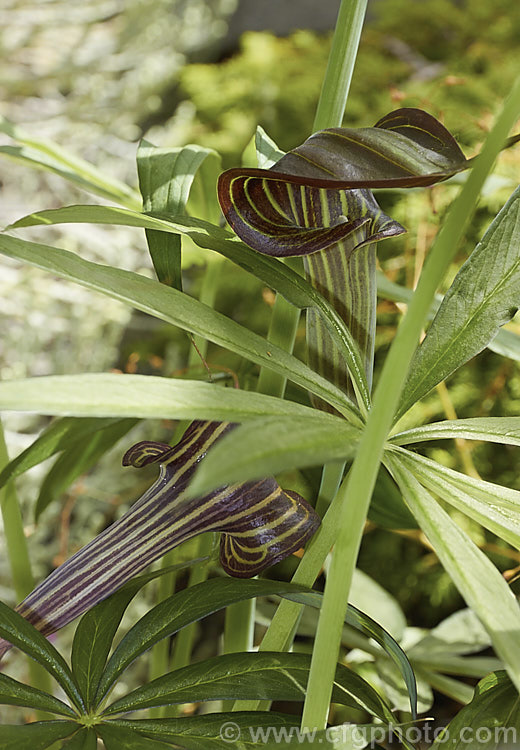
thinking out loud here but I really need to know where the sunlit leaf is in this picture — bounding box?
[392,447,520,550]
[386,452,520,693]
[432,671,520,748]
[189,414,359,493]
[0,116,139,209]
[0,374,331,422]
[398,185,520,419]
[0,234,358,421]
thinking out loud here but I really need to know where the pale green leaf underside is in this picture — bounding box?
[389,446,520,550]
[5,205,368,411]
[398,185,520,418]
[0,374,333,422]
[385,453,520,694]
[0,234,358,421]
[392,416,520,447]
[190,415,359,494]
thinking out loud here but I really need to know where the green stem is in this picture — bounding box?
[188,259,222,371]
[0,424,34,600]
[240,0,371,715]
[312,0,368,132]
[256,268,301,398]
[162,535,215,717]
[239,462,346,712]
[222,598,255,711]
[0,421,52,711]
[150,258,223,714]
[301,70,520,732]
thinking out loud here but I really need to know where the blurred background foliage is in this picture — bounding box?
[1,0,520,725]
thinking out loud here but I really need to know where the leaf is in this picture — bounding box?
[349,570,406,642]
[0,234,358,421]
[185,150,223,225]
[189,414,360,494]
[108,713,300,750]
[59,730,98,750]
[392,416,520,448]
[432,671,520,748]
[0,721,77,750]
[103,651,395,723]
[368,465,418,530]
[393,447,520,550]
[0,374,333,422]
[0,417,128,492]
[71,556,214,710]
[35,418,137,520]
[0,672,76,717]
[94,578,309,706]
[409,608,492,660]
[6,204,368,415]
[255,126,286,169]
[377,270,520,362]
[137,142,219,288]
[280,590,417,719]
[0,116,139,210]
[398,185,520,419]
[0,600,83,710]
[97,725,171,750]
[385,452,520,693]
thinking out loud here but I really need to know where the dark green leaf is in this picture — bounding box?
[0,672,76,716]
[35,418,137,519]
[71,557,209,710]
[0,601,83,710]
[398,185,520,419]
[97,724,170,750]
[281,590,417,719]
[368,465,417,530]
[0,721,77,750]
[432,671,520,748]
[109,713,299,750]
[103,652,395,723]
[0,417,127,493]
[59,729,97,750]
[0,234,357,421]
[93,579,309,706]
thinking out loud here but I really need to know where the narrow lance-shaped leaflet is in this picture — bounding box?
[0,421,319,659]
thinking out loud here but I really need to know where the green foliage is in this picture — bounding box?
[2,0,520,745]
